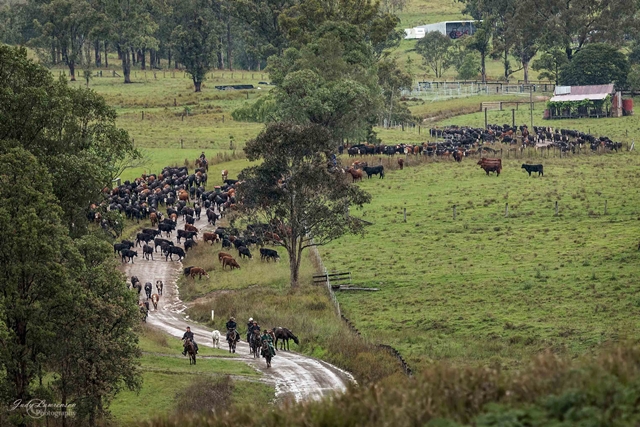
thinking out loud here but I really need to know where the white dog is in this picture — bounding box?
[212,330,221,349]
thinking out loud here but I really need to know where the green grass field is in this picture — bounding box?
[319,152,640,369]
[109,326,272,425]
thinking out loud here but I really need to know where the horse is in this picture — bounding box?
[184,338,196,365]
[261,340,273,368]
[151,293,159,310]
[139,303,147,323]
[212,330,221,349]
[274,327,299,351]
[227,328,239,353]
[195,158,208,171]
[249,330,262,359]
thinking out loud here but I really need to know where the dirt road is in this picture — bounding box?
[119,209,354,402]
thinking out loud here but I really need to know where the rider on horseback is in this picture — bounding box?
[199,151,206,162]
[261,329,276,357]
[246,317,254,342]
[181,326,198,355]
[226,317,238,342]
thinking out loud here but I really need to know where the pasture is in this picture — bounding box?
[109,326,273,425]
[320,152,640,369]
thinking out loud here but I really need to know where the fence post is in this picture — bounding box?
[484,108,488,129]
[403,208,407,222]
[555,201,558,216]
[141,111,144,120]
[505,203,509,217]
[180,139,183,149]
[453,205,456,220]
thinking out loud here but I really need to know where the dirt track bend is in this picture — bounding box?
[119,208,354,402]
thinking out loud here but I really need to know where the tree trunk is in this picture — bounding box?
[123,49,131,83]
[226,18,232,71]
[168,50,172,69]
[217,44,224,69]
[94,40,101,68]
[150,49,155,68]
[288,248,299,287]
[523,59,529,84]
[194,80,202,92]
[140,49,146,70]
[131,47,136,65]
[481,52,486,83]
[68,61,76,81]
[104,41,108,68]
[51,41,56,65]
[117,44,122,60]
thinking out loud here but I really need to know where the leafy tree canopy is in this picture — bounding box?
[0,45,138,235]
[414,31,454,78]
[558,43,629,88]
[238,122,371,287]
[268,21,382,142]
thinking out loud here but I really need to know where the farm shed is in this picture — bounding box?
[545,84,629,119]
[404,21,477,40]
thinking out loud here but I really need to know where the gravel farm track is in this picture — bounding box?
[118,210,354,403]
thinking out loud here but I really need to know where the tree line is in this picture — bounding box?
[0,44,140,426]
[414,0,640,88]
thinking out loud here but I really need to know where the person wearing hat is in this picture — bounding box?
[246,317,254,343]
[261,329,276,358]
[226,316,237,342]
[199,151,206,161]
[181,326,198,355]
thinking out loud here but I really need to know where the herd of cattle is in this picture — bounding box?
[89,162,283,279]
[340,125,625,160]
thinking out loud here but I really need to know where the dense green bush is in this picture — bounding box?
[142,345,640,427]
[231,97,276,123]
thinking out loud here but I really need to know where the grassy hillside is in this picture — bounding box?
[320,152,640,370]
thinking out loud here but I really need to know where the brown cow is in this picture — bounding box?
[170,213,178,223]
[185,224,198,233]
[218,252,233,263]
[222,257,240,270]
[477,158,502,176]
[203,232,219,245]
[150,212,158,226]
[453,150,464,163]
[346,167,363,182]
[221,169,228,182]
[190,267,210,279]
[178,191,189,204]
[151,293,159,310]
[397,158,404,170]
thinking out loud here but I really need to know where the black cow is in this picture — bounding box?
[177,229,198,243]
[158,223,175,237]
[154,238,173,252]
[121,249,138,263]
[142,228,161,237]
[184,239,198,252]
[363,165,384,179]
[521,164,544,177]
[206,208,219,225]
[121,240,134,248]
[114,243,129,255]
[142,244,154,260]
[238,246,252,259]
[165,246,186,261]
[222,238,232,249]
[259,248,280,262]
[144,282,153,299]
[185,214,195,225]
[136,232,154,247]
[183,266,194,276]
[233,239,245,249]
